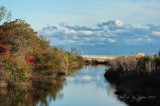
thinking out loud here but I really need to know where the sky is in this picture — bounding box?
[1,0,160,55]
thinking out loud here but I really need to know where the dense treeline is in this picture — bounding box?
[0,6,83,88]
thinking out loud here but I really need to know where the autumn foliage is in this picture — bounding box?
[27,56,36,65]
[0,45,7,54]
[0,19,83,84]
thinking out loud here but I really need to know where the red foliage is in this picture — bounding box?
[25,93,35,102]
[27,56,36,65]
[0,45,8,54]
[0,34,1,40]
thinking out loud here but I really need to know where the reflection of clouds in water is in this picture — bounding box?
[56,92,64,100]
[82,75,92,81]
[67,66,109,89]
[106,84,117,98]
[68,77,74,81]
[96,75,100,80]
[67,75,92,82]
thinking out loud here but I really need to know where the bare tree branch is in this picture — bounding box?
[6,10,12,22]
[0,6,12,24]
[0,6,7,22]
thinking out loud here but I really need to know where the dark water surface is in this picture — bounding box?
[37,66,126,106]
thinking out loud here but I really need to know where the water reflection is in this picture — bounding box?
[0,65,127,106]
[67,66,109,89]
[105,69,160,106]
[49,66,126,106]
[0,76,66,106]
[0,65,82,106]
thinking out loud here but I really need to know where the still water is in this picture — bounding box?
[37,66,127,106]
[0,66,127,106]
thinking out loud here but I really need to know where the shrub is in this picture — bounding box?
[108,56,138,72]
[27,56,36,65]
[64,51,83,65]
[0,45,7,54]
[3,58,28,82]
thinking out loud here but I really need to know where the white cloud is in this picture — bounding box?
[107,38,116,43]
[152,31,160,36]
[72,35,79,39]
[147,37,152,42]
[44,30,56,35]
[39,20,160,46]
[135,38,143,41]
[99,38,106,41]
[42,26,58,35]
[115,20,124,27]
[79,31,94,35]
[84,37,91,41]
[98,20,132,31]
[82,75,92,81]
[65,29,77,34]
[60,22,69,27]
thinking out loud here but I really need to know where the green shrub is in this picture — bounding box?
[3,57,28,82]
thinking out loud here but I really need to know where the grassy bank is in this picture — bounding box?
[105,56,160,81]
[0,19,84,88]
[104,55,160,105]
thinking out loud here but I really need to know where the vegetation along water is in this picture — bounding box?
[0,6,160,106]
[0,6,84,89]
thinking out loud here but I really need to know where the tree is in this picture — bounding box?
[0,6,12,24]
[159,51,160,57]
[71,48,78,55]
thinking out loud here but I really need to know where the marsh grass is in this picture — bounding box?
[107,56,160,72]
[105,55,160,105]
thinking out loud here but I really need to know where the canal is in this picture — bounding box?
[37,66,127,106]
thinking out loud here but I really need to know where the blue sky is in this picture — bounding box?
[1,0,160,55]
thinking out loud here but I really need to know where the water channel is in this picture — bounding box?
[0,65,127,106]
[37,66,127,106]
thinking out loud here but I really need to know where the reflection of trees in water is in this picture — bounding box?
[106,84,117,98]
[0,65,83,106]
[105,69,160,106]
[0,88,28,106]
[0,76,66,106]
[32,76,66,106]
[65,64,83,76]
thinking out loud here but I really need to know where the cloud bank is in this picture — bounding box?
[39,20,160,46]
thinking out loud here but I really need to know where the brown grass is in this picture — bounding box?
[108,56,160,72]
